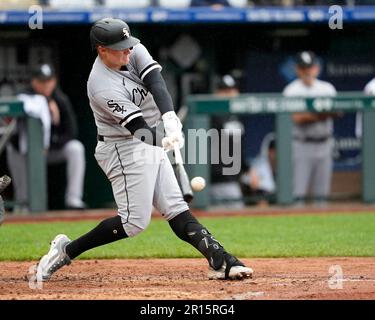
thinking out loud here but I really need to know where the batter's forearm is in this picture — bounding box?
[143,69,174,115]
[125,116,163,147]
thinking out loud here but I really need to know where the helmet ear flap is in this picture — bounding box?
[90,28,99,51]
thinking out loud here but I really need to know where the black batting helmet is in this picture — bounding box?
[295,51,318,68]
[90,18,140,50]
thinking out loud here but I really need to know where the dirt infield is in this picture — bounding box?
[1,257,374,300]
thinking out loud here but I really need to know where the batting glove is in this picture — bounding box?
[162,132,184,152]
[162,111,182,137]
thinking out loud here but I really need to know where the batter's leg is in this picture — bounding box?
[37,215,128,280]
[152,148,189,221]
[41,142,131,264]
[101,141,160,237]
[153,150,252,280]
[37,139,160,279]
[169,210,253,280]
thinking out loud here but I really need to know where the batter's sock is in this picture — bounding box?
[65,215,128,260]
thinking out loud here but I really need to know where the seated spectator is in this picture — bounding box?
[7,85,51,212]
[241,133,276,206]
[7,63,87,211]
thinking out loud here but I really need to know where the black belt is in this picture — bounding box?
[294,136,330,143]
[97,134,104,142]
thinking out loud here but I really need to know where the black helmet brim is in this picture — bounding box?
[105,36,140,50]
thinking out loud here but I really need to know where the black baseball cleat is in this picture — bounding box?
[0,175,11,226]
[208,252,253,280]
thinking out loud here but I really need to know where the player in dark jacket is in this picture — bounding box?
[7,64,86,210]
[210,74,248,207]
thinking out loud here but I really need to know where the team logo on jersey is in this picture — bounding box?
[123,28,130,39]
[107,100,127,114]
[132,87,148,107]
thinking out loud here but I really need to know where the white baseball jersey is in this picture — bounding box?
[284,78,336,199]
[87,43,162,138]
[283,78,337,140]
[17,93,51,152]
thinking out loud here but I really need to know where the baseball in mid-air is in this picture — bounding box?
[191,176,206,192]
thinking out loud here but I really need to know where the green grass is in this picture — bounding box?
[1,213,375,261]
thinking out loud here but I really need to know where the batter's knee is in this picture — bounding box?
[161,202,190,221]
[118,214,151,238]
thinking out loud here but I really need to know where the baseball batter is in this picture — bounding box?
[37,18,252,281]
[283,51,337,204]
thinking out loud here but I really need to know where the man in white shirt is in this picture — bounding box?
[7,64,87,211]
[283,51,338,205]
[6,87,51,211]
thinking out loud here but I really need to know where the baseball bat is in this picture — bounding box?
[174,142,194,203]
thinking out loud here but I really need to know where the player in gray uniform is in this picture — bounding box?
[283,51,337,204]
[37,18,253,281]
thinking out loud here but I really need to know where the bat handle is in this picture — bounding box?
[174,142,183,165]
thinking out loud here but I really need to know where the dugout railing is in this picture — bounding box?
[185,93,375,209]
[0,98,47,213]
[1,94,374,212]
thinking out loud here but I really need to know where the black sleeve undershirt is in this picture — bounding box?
[125,116,163,147]
[125,69,173,146]
[143,68,174,115]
